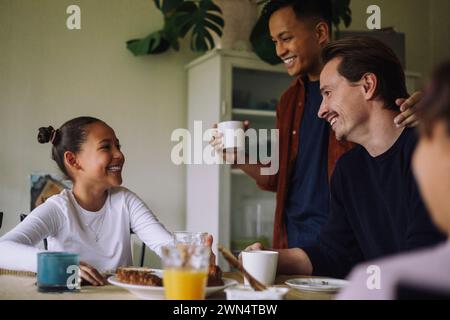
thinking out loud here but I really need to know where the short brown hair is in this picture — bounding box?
[322,36,408,109]
[417,60,450,137]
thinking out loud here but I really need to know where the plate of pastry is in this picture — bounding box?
[108,266,238,300]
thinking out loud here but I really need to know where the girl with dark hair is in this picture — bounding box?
[0,117,199,286]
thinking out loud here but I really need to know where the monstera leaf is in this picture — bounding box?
[154,0,184,14]
[126,30,171,56]
[189,0,224,51]
[250,0,353,65]
[127,0,224,55]
[332,0,352,33]
[250,14,279,65]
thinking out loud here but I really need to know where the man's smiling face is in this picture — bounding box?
[269,5,325,77]
[318,57,370,142]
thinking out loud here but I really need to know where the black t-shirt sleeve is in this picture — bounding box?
[302,162,364,279]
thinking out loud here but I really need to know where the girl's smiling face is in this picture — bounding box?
[69,121,125,189]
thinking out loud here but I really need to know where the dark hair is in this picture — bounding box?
[37,116,103,178]
[322,36,408,109]
[417,60,450,137]
[262,0,332,30]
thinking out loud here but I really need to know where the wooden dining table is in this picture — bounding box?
[0,268,335,300]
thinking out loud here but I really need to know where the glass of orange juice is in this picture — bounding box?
[162,244,211,300]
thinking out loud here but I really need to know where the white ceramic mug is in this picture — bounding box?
[241,250,278,286]
[217,121,245,150]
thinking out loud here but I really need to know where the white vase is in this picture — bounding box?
[214,0,259,51]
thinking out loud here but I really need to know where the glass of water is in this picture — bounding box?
[172,231,208,245]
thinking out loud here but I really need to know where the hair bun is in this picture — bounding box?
[37,126,55,144]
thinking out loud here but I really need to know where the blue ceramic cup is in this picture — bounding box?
[37,252,80,292]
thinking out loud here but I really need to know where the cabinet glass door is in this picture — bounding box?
[229,66,291,254]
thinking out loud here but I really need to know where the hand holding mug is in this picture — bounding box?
[238,242,265,263]
[210,121,249,163]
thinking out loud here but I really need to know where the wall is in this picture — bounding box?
[346,0,450,78]
[429,0,450,67]
[0,0,199,267]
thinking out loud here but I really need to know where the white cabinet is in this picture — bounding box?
[185,50,291,269]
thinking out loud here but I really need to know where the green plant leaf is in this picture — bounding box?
[332,0,352,28]
[171,2,197,37]
[188,0,224,52]
[126,30,170,55]
[202,24,216,49]
[204,19,223,37]
[250,16,280,65]
[161,0,184,15]
[205,13,224,29]
[177,1,197,12]
[163,16,181,50]
[173,13,193,38]
[200,0,222,14]
[192,26,208,52]
[127,0,224,56]
[153,0,161,10]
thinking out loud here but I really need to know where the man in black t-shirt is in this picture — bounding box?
[246,36,445,278]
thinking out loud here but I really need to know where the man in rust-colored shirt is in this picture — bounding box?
[212,0,420,252]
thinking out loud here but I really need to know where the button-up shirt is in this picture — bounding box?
[256,77,353,249]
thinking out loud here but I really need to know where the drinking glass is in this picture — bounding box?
[173,231,208,245]
[162,244,211,300]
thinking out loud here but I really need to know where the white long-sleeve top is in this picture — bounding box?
[0,187,174,272]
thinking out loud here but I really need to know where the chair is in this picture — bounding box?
[139,243,146,267]
[130,229,146,267]
[20,213,48,250]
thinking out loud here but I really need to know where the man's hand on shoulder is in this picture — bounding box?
[394,91,422,128]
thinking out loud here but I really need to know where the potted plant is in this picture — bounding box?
[250,0,352,65]
[127,0,225,55]
[213,0,259,51]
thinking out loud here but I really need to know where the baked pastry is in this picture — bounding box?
[116,264,223,287]
[116,267,163,286]
[207,265,224,287]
